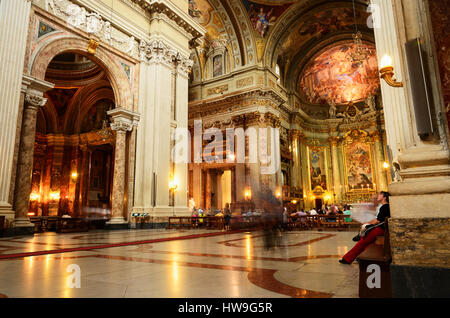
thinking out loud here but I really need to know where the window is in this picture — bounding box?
[275,64,281,84]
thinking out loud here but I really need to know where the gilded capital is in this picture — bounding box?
[328,136,340,146]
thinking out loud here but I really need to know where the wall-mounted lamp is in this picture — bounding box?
[244,189,252,201]
[169,177,178,192]
[71,171,78,182]
[379,55,403,87]
[382,161,390,169]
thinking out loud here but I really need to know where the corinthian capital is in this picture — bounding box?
[25,93,47,109]
[177,57,194,77]
[110,118,134,132]
[107,107,140,132]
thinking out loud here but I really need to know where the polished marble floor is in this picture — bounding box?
[0,229,359,298]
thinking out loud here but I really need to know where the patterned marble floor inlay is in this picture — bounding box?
[0,229,359,298]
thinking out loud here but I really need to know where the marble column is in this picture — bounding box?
[299,135,311,208]
[373,132,388,191]
[14,92,48,227]
[0,0,32,221]
[291,130,301,189]
[134,40,192,219]
[235,163,245,203]
[371,0,450,297]
[192,164,202,209]
[329,137,341,203]
[216,170,224,210]
[205,169,212,210]
[106,107,139,226]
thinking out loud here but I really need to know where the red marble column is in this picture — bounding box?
[14,93,47,227]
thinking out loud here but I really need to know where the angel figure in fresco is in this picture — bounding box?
[248,5,273,37]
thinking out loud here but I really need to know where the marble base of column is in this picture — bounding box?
[0,204,15,221]
[105,216,128,230]
[13,217,34,227]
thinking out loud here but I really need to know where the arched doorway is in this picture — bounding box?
[29,53,115,220]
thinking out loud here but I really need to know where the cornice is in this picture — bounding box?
[133,0,206,42]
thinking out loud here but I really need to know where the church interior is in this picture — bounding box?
[0,0,449,299]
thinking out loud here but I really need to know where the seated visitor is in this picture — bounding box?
[309,208,318,216]
[325,205,337,222]
[343,205,352,222]
[339,191,391,264]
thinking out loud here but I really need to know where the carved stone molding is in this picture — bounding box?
[25,93,47,109]
[107,107,140,132]
[40,0,140,58]
[231,111,281,128]
[139,40,193,74]
[133,0,204,42]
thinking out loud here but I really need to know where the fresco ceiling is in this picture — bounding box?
[277,5,371,64]
[241,0,295,37]
[298,42,380,105]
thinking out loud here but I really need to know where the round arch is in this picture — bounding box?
[29,36,132,110]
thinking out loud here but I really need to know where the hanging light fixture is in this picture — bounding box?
[349,0,372,67]
[97,108,112,140]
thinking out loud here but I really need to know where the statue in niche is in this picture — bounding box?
[393,162,402,182]
[328,101,337,118]
[365,94,376,113]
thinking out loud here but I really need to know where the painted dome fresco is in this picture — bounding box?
[298,43,380,105]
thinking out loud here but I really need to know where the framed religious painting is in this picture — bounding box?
[309,149,327,192]
[212,55,223,77]
[343,141,375,191]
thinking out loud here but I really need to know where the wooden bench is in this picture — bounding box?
[288,216,310,230]
[167,217,192,229]
[30,216,44,233]
[356,219,392,298]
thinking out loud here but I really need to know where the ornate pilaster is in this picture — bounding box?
[0,0,33,222]
[290,129,302,189]
[107,107,139,226]
[371,0,450,297]
[14,77,53,228]
[372,131,388,191]
[139,40,193,75]
[328,136,341,203]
